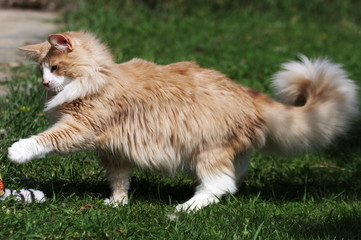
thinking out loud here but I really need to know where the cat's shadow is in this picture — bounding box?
[34,160,361,205]
[37,176,195,204]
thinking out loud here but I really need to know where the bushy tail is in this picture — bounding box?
[260,55,358,155]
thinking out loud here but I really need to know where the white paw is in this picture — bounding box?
[8,138,45,164]
[175,195,220,212]
[175,202,198,212]
[104,197,128,208]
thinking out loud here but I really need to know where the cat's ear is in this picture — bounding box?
[48,34,73,51]
[18,43,44,55]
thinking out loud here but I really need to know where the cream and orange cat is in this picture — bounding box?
[8,31,358,211]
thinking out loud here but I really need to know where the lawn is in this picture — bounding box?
[1,0,361,239]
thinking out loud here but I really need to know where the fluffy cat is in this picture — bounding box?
[8,31,358,211]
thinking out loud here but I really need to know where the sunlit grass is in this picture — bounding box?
[1,0,361,239]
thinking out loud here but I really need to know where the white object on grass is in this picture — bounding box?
[0,188,46,203]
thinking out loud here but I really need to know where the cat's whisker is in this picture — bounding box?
[41,89,47,100]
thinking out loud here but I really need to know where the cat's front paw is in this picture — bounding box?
[8,138,45,164]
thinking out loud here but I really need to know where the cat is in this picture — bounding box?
[8,31,358,212]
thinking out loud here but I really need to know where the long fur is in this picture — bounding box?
[261,55,358,155]
[8,31,358,211]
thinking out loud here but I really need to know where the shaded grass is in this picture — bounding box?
[1,0,361,239]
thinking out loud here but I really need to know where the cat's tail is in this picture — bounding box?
[258,55,358,155]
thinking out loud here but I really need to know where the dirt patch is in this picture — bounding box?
[0,9,59,96]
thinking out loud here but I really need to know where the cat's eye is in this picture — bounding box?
[51,65,58,72]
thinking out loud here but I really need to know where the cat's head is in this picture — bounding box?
[19,31,114,93]
[19,31,115,111]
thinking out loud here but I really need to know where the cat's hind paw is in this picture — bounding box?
[175,194,220,212]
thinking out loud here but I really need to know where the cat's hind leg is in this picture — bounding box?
[101,154,131,207]
[175,147,238,212]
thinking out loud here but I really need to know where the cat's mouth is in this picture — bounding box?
[47,85,64,93]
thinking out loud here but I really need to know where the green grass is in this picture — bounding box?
[1,0,361,239]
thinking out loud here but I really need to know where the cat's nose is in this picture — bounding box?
[43,81,50,87]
